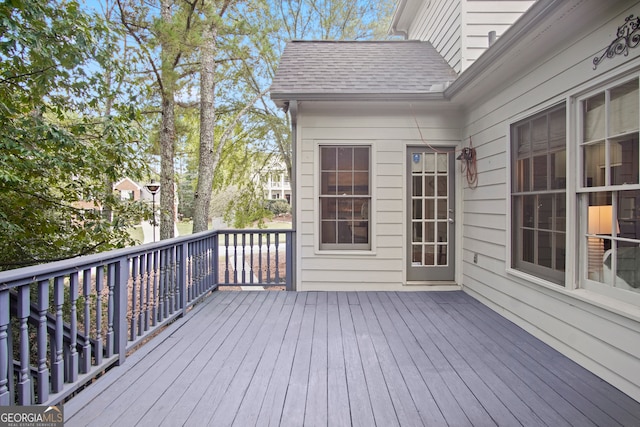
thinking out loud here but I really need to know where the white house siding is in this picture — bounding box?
[458,1,640,401]
[409,0,463,72]
[296,102,461,291]
[407,0,533,73]
[462,1,535,70]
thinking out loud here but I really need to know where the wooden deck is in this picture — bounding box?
[65,290,640,426]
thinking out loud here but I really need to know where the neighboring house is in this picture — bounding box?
[114,177,144,201]
[271,0,640,403]
[77,178,179,222]
[265,160,292,202]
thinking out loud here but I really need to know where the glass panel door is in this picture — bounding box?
[407,147,455,281]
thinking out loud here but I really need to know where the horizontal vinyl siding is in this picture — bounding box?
[462,0,534,70]
[297,103,461,291]
[459,2,640,401]
[409,0,462,73]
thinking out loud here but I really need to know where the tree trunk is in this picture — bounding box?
[159,0,176,240]
[192,21,217,233]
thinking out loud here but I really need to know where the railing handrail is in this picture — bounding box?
[0,228,292,290]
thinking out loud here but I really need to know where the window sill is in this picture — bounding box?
[507,267,640,322]
[570,288,640,323]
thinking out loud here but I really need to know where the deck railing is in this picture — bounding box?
[0,228,293,406]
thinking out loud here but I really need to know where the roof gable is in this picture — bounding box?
[270,40,458,106]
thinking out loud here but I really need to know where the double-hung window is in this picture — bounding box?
[511,104,567,284]
[319,145,371,250]
[579,77,640,294]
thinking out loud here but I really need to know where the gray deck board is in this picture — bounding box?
[230,292,295,426]
[337,292,376,427]
[453,296,640,427]
[326,292,351,427]
[304,292,328,426]
[65,291,640,427]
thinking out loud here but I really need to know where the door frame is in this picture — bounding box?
[406,146,457,283]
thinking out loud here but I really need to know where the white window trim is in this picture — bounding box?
[313,140,376,255]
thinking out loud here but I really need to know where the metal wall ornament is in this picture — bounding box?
[593,14,640,69]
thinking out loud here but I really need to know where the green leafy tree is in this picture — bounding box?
[0,0,148,269]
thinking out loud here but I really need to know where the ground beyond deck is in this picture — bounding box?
[65,290,640,426]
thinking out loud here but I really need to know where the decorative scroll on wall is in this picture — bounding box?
[593,15,640,69]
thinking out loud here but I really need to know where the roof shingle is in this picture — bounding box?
[270,40,458,104]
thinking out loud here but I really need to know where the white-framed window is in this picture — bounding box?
[120,190,135,201]
[511,104,567,285]
[319,145,370,250]
[579,76,640,296]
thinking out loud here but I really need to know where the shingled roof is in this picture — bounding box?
[270,40,458,107]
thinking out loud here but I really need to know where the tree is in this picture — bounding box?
[245,0,397,182]
[0,0,148,269]
[115,0,198,239]
[192,0,268,233]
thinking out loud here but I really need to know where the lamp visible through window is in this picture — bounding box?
[588,205,620,280]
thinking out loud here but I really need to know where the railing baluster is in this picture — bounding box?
[249,233,255,284]
[37,279,50,402]
[17,285,31,404]
[51,276,64,394]
[178,243,187,313]
[139,255,145,336]
[275,233,280,284]
[186,242,192,303]
[140,254,151,332]
[266,233,272,283]
[0,290,9,405]
[68,273,79,383]
[152,250,158,326]
[196,239,202,296]
[233,233,238,284]
[168,247,175,315]
[161,249,168,320]
[258,233,263,283]
[171,247,175,312]
[140,254,153,331]
[157,250,164,322]
[106,263,116,358]
[114,256,129,366]
[241,233,246,284]
[206,237,211,290]
[81,270,91,374]
[224,233,229,284]
[213,234,219,289]
[95,267,104,366]
[130,256,138,341]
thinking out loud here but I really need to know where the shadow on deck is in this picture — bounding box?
[65,290,640,426]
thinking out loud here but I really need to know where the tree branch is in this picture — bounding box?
[116,0,164,94]
[0,65,58,85]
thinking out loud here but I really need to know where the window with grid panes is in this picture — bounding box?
[580,77,640,295]
[319,146,371,250]
[511,104,567,284]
